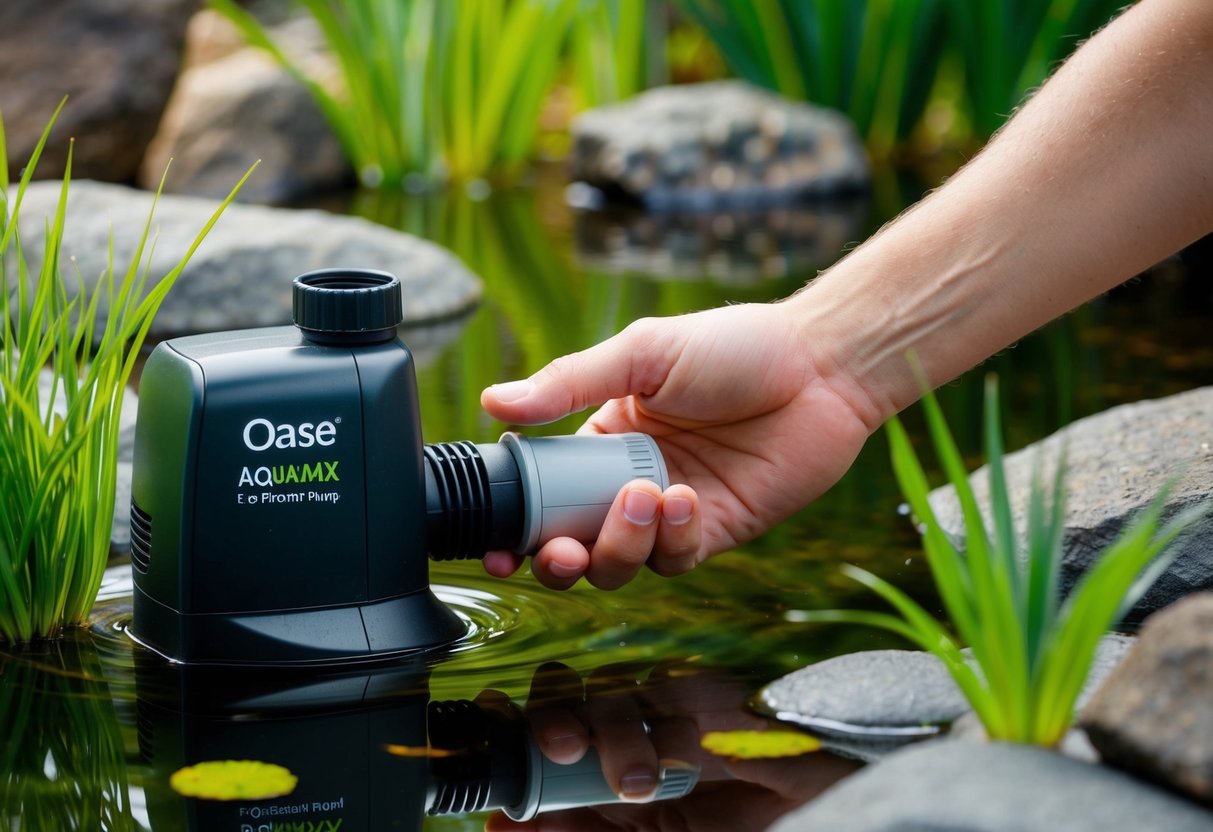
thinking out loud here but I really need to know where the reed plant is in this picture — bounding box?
[674,0,948,154]
[807,376,1198,745]
[569,0,649,108]
[947,0,1126,139]
[0,104,249,643]
[211,0,581,187]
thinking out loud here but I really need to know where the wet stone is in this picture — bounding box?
[1080,593,1213,803]
[928,386,1213,621]
[758,634,1135,760]
[756,649,967,741]
[769,739,1213,832]
[12,180,482,335]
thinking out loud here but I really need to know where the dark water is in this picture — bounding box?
[3,170,1212,830]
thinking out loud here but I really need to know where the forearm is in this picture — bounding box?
[791,0,1213,430]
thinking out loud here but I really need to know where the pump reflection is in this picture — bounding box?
[131,655,857,831]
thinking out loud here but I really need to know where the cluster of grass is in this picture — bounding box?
[211,0,606,188]
[809,376,1196,745]
[0,103,249,643]
[676,0,948,155]
[675,0,1125,154]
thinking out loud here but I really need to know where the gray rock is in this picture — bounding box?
[0,0,194,183]
[770,739,1213,831]
[757,649,966,740]
[13,180,481,334]
[140,10,350,202]
[1080,593,1213,803]
[759,635,1135,761]
[927,387,1213,620]
[570,81,869,211]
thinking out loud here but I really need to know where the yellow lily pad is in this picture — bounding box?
[170,760,298,801]
[700,729,821,759]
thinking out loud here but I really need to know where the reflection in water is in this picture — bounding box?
[1,607,856,832]
[0,641,136,831]
[572,199,870,284]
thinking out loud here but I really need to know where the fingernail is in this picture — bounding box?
[488,380,533,403]
[541,729,583,759]
[623,490,659,525]
[663,496,693,526]
[619,767,657,800]
[548,560,582,578]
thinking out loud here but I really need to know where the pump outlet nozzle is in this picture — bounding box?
[424,433,669,560]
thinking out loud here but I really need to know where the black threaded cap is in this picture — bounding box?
[292,268,403,344]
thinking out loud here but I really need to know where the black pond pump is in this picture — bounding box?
[129,269,668,666]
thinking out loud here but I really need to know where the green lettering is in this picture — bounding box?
[322,461,339,482]
[302,462,323,482]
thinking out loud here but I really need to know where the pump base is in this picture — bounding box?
[131,585,466,667]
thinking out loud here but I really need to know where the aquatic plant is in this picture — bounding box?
[0,103,249,643]
[947,0,1126,140]
[676,0,1126,152]
[569,0,649,108]
[809,376,1197,746]
[211,0,581,187]
[673,0,948,154]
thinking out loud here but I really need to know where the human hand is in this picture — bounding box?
[480,301,876,589]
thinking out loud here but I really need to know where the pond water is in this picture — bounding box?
[3,168,1212,830]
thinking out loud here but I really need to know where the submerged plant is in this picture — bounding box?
[0,103,250,642]
[211,0,580,187]
[809,376,1197,746]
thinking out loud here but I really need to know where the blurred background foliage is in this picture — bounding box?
[212,0,1129,187]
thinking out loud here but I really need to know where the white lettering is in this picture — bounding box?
[243,418,338,451]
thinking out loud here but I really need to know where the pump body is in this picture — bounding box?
[130,324,464,665]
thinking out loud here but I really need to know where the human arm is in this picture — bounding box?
[482,0,1213,590]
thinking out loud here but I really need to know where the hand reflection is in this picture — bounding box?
[484,661,859,832]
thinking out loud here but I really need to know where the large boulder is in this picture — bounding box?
[569,81,869,212]
[770,739,1213,831]
[140,9,350,202]
[927,387,1213,620]
[1080,593,1213,803]
[0,0,196,183]
[13,180,481,335]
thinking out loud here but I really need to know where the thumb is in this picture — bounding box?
[481,320,669,425]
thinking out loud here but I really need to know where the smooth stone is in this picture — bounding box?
[757,649,967,740]
[12,180,482,334]
[1080,593,1213,803]
[770,739,1213,832]
[927,386,1213,620]
[758,634,1135,758]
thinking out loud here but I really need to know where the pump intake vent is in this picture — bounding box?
[130,502,153,574]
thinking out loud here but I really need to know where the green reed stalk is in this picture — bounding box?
[945,0,1125,139]
[570,0,648,108]
[212,0,580,187]
[803,375,1199,745]
[0,103,250,643]
[675,0,947,153]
